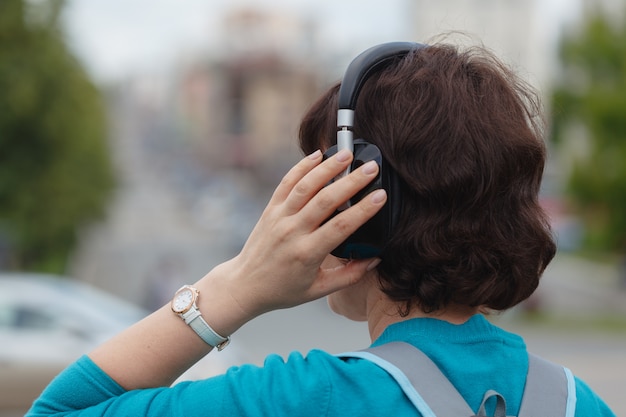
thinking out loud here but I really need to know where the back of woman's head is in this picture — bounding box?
[299,43,556,314]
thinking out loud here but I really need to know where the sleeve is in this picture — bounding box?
[574,376,617,417]
[26,356,127,416]
[26,352,336,417]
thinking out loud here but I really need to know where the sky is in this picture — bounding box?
[62,0,412,82]
[61,0,580,84]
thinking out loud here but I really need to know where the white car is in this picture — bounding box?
[0,273,149,415]
[0,273,245,416]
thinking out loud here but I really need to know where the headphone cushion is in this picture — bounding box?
[323,139,400,258]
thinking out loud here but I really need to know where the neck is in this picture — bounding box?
[365,289,480,341]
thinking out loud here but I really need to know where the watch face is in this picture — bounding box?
[171,287,195,313]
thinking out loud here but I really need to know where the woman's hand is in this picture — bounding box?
[88,149,386,390]
[204,149,387,333]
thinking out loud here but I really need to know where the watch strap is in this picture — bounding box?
[187,312,231,351]
[173,285,231,351]
[181,307,202,324]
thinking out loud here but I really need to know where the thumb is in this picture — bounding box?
[314,258,382,297]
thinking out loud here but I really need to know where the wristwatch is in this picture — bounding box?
[171,285,230,351]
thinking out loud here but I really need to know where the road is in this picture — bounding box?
[67,90,626,414]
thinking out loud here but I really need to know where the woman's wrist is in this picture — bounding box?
[192,258,259,340]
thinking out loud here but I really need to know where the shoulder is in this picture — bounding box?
[204,349,418,416]
[223,349,403,398]
[573,376,617,417]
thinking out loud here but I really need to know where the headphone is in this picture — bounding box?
[323,42,427,259]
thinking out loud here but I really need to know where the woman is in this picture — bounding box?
[28,42,615,416]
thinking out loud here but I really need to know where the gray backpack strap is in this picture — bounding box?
[339,342,576,417]
[475,390,508,417]
[519,354,577,417]
[340,341,474,417]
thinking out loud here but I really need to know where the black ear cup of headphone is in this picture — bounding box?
[323,41,424,259]
[323,139,401,259]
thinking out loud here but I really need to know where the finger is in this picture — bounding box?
[269,150,323,204]
[309,258,379,299]
[309,188,387,258]
[298,159,381,230]
[282,149,353,214]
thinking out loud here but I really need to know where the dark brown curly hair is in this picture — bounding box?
[299,43,556,313]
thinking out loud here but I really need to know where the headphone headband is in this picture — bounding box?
[337,42,426,111]
[336,42,426,156]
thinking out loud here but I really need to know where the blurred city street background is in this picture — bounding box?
[2,0,626,415]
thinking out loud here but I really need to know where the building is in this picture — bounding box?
[408,0,553,95]
[175,8,322,184]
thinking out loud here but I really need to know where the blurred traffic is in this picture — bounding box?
[0,274,244,416]
[0,273,145,415]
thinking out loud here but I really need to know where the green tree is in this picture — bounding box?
[0,0,115,272]
[551,10,626,252]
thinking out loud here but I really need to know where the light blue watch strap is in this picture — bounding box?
[187,314,230,350]
[179,300,230,351]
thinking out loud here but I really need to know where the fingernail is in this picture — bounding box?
[335,149,351,162]
[370,189,387,204]
[362,160,378,175]
[307,149,322,159]
[367,258,382,271]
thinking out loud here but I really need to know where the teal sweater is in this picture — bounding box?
[27,315,615,416]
